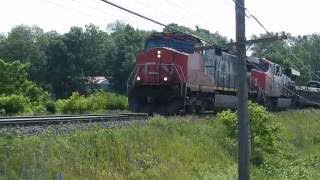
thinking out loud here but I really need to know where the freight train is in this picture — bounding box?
[127,32,317,114]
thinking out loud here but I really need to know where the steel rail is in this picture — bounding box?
[0,113,144,119]
[0,113,148,127]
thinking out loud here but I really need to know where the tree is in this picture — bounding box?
[43,25,112,98]
[106,23,147,93]
[0,25,47,86]
[250,33,312,84]
[0,59,47,99]
[0,59,29,95]
[290,34,320,81]
[44,32,73,98]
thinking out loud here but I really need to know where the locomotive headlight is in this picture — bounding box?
[136,76,141,81]
[163,77,168,81]
[157,50,161,58]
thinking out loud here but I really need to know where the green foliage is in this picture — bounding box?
[0,110,320,179]
[0,23,320,97]
[0,25,48,86]
[0,59,49,115]
[216,110,237,139]
[56,91,128,114]
[0,59,29,95]
[45,101,56,114]
[256,109,320,179]
[248,102,280,154]
[106,22,147,93]
[0,116,237,179]
[56,92,88,114]
[217,102,281,166]
[0,95,29,115]
[250,33,320,83]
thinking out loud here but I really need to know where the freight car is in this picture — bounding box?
[127,32,301,114]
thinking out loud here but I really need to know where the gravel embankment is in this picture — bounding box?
[0,119,149,136]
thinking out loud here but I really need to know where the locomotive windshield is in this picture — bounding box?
[145,37,195,54]
[256,61,269,72]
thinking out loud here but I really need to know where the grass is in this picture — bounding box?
[0,109,320,179]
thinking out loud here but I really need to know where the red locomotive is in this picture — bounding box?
[127,32,301,114]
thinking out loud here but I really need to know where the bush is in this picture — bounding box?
[22,81,49,105]
[56,91,128,114]
[0,59,49,115]
[56,92,87,114]
[217,102,281,166]
[45,101,56,114]
[0,95,30,115]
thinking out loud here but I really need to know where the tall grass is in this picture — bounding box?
[256,109,320,179]
[0,110,320,179]
[0,116,237,179]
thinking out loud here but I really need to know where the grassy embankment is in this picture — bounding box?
[0,109,319,179]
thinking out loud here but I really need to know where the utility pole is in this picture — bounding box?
[235,0,249,179]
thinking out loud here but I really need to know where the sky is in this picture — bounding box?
[0,0,319,39]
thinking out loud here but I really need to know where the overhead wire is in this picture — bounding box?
[71,0,118,17]
[231,0,320,80]
[98,0,229,49]
[39,0,107,23]
[161,0,206,23]
[232,0,269,34]
[229,0,320,106]
[45,0,319,106]
[131,0,191,27]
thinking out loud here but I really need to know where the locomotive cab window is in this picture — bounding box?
[256,61,269,72]
[145,37,195,53]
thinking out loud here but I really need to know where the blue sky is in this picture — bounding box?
[1,0,319,39]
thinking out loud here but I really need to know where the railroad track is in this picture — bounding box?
[0,113,149,127]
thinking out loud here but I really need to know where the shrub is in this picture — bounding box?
[56,91,128,114]
[217,102,281,166]
[45,101,56,114]
[22,81,49,105]
[56,92,87,114]
[0,59,49,114]
[0,95,30,115]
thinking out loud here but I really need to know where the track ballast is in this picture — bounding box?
[0,113,148,127]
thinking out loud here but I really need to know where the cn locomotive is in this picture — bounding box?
[127,32,312,114]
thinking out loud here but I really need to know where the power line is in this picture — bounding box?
[231,1,318,82]
[248,15,269,34]
[95,0,318,106]
[164,0,184,9]
[98,0,228,49]
[71,0,115,17]
[232,0,269,34]
[40,0,107,23]
[131,0,191,26]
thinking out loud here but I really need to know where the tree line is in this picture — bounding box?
[0,22,147,98]
[0,21,319,100]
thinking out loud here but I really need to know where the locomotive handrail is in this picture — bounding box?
[127,65,137,92]
[175,65,186,83]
